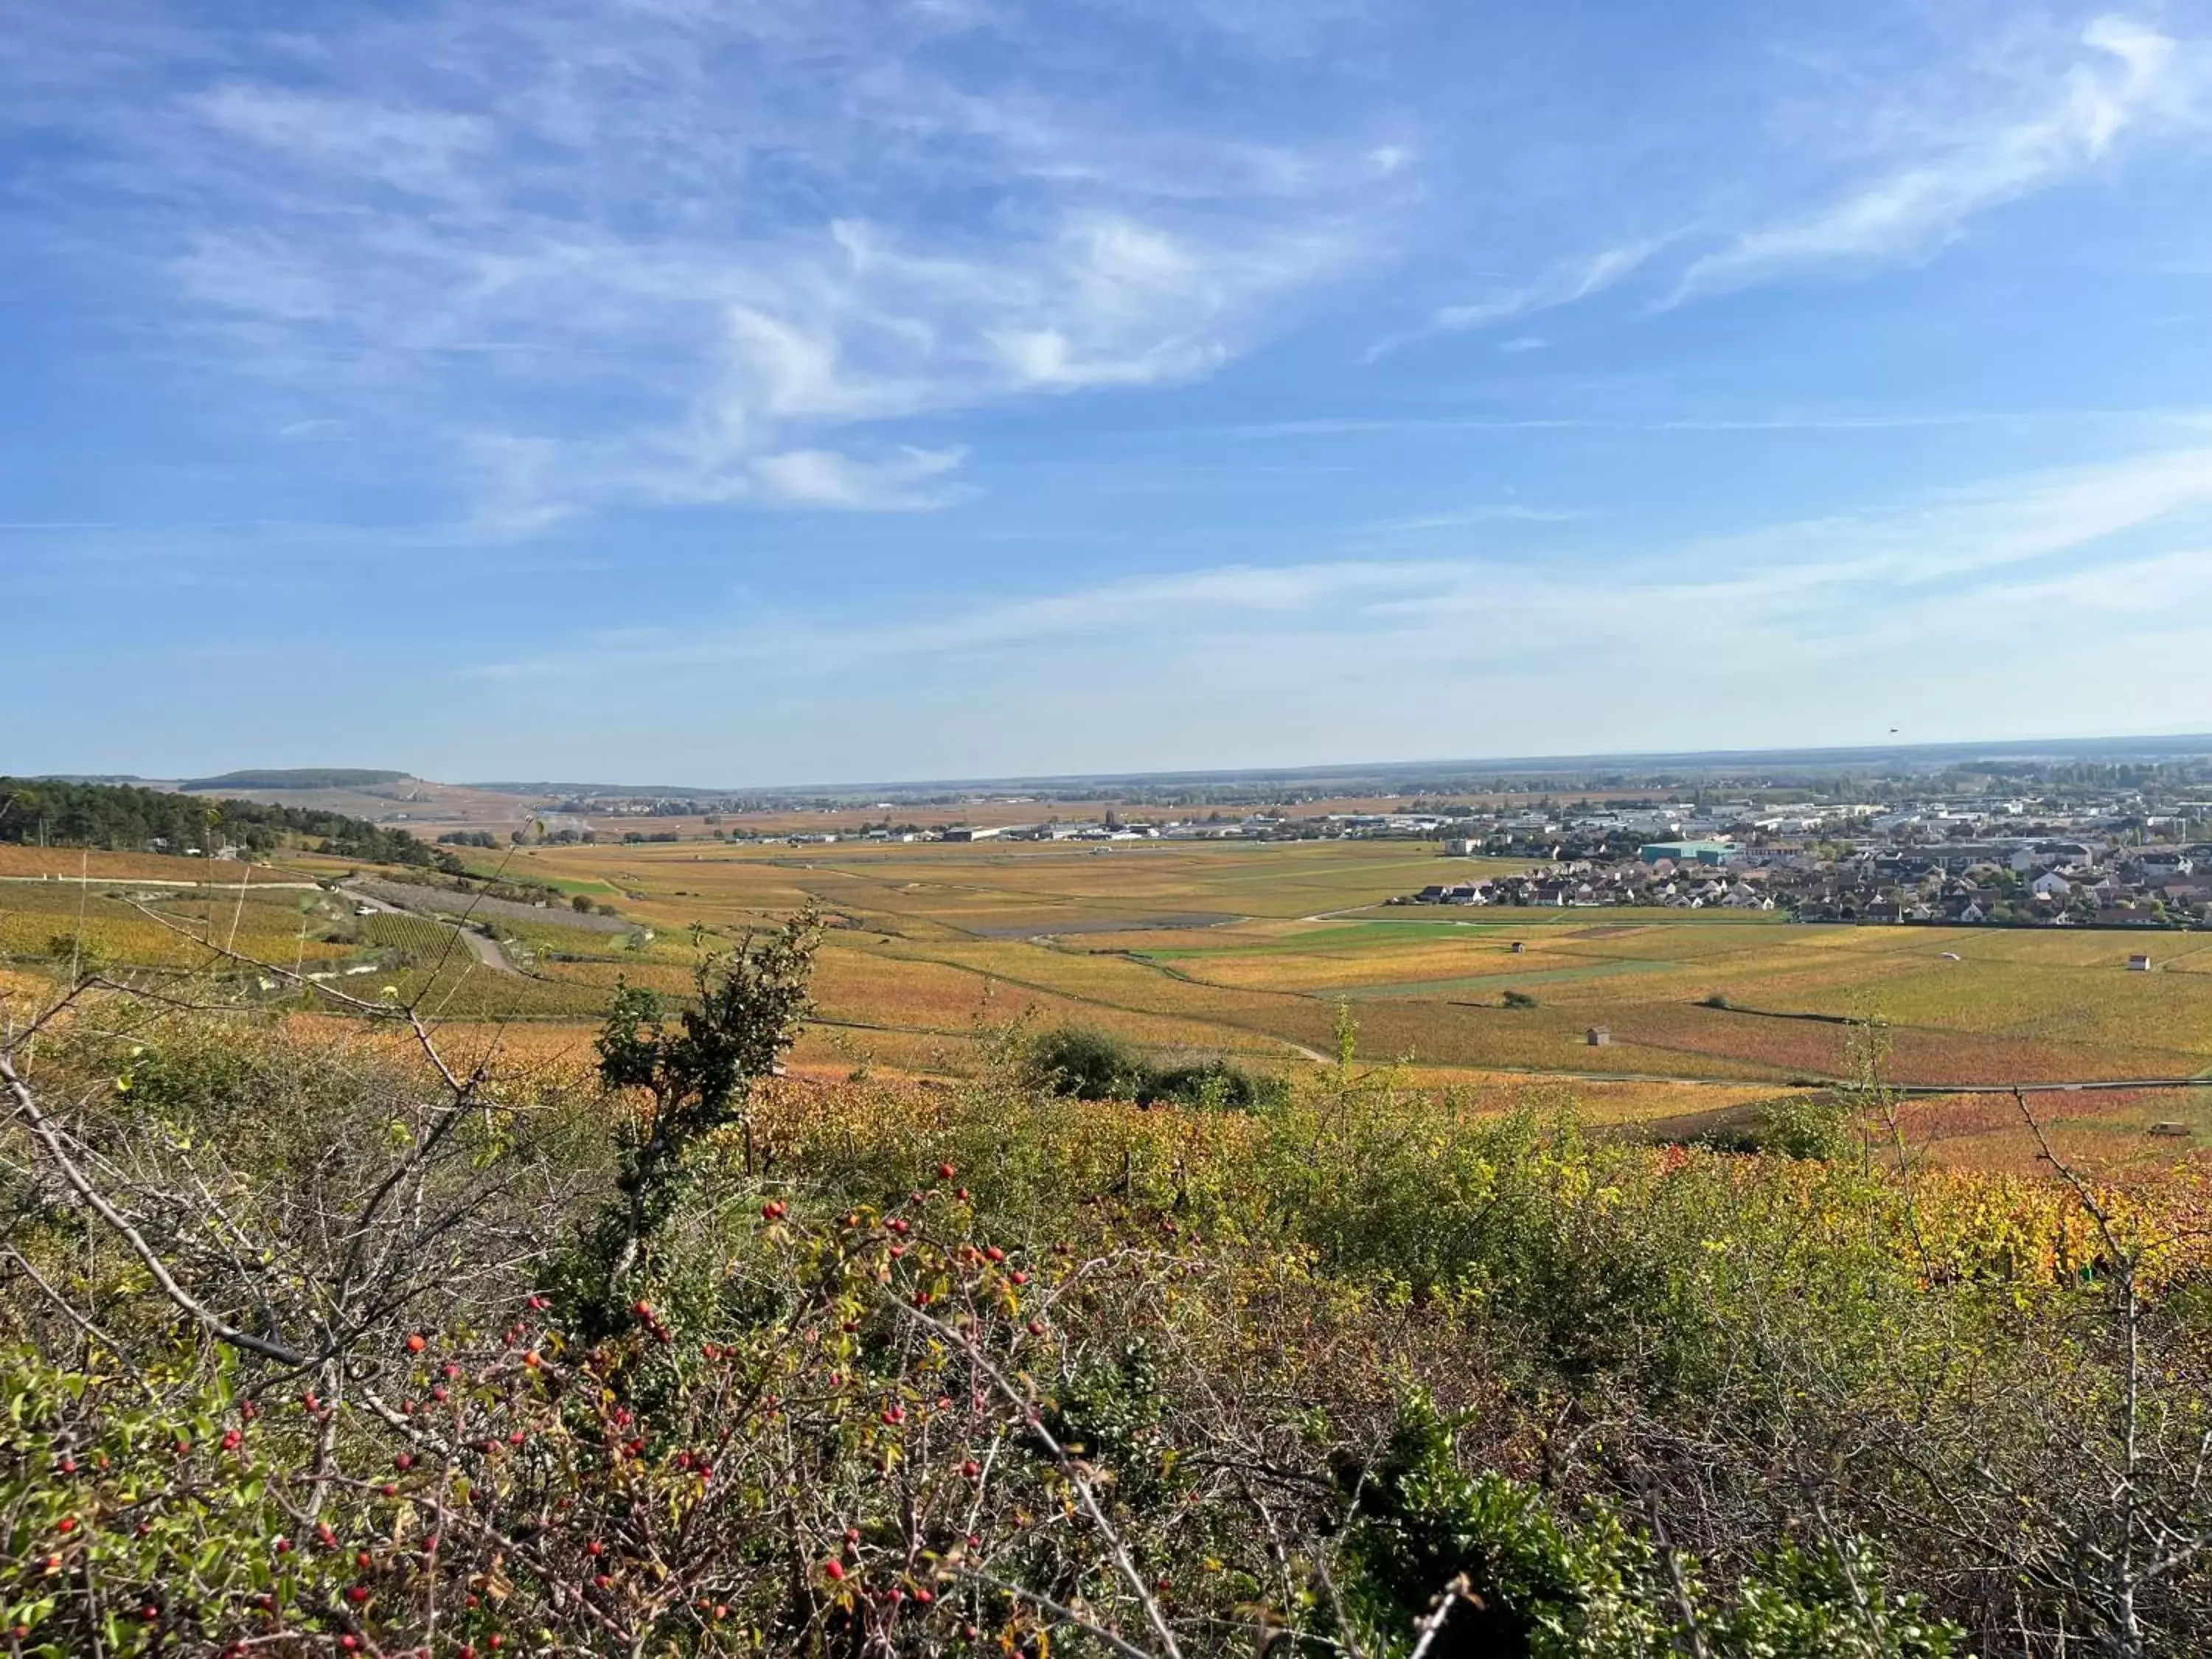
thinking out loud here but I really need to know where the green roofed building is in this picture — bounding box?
[1640,840,1737,866]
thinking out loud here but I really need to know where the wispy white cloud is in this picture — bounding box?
[1352,13,2212,349]
[25,1,2212,543]
[192,83,491,199]
[17,0,1403,530]
[1655,440,2212,591]
[459,431,975,532]
[473,439,2212,686]
[1355,504,1581,533]
[1365,238,1664,358]
[174,232,339,322]
[473,557,1451,680]
[1672,15,2208,302]
[1208,407,2185,441]
[751,446,970,511]
[1077,0,1387,59]
[1432,239,1663,334]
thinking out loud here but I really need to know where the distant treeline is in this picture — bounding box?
[179,768,409,791]
[0,777,445,867]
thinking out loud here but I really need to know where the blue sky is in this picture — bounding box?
[7,0,2212,785]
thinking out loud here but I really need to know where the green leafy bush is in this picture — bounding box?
[1026,1023,1144,1100]
[1028,1024,1287,1110]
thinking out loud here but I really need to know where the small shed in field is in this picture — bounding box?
[2128,953,2154,973]
[1509,940,1526,955]
[1585,1026,1611,1047]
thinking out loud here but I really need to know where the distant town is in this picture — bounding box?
[36,746,2212,931]
[443,759,2212,929]
[1389,788,2212,929]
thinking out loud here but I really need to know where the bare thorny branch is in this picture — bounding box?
[2011,1085,2212,1656]
[1,899,575,1454]
[892,1293,1188,1659]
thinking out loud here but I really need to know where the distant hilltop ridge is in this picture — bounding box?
[178,768,411,791]
[27,729,2212,806]
[467,732,2212,801]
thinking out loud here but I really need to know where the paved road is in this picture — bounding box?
[0,873,321,889]
[340,883,518,975]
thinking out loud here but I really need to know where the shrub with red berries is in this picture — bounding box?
[10,993,2206,1655]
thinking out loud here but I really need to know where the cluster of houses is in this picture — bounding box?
[772,815,1288,847]
[1402,831,2212,928]
[1403,858,1779,912]
[1784,840,2210,927]
[547,776,2212,936]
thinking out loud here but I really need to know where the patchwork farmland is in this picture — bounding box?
[470,837,2212,1096]
[8,834,2210,1167]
